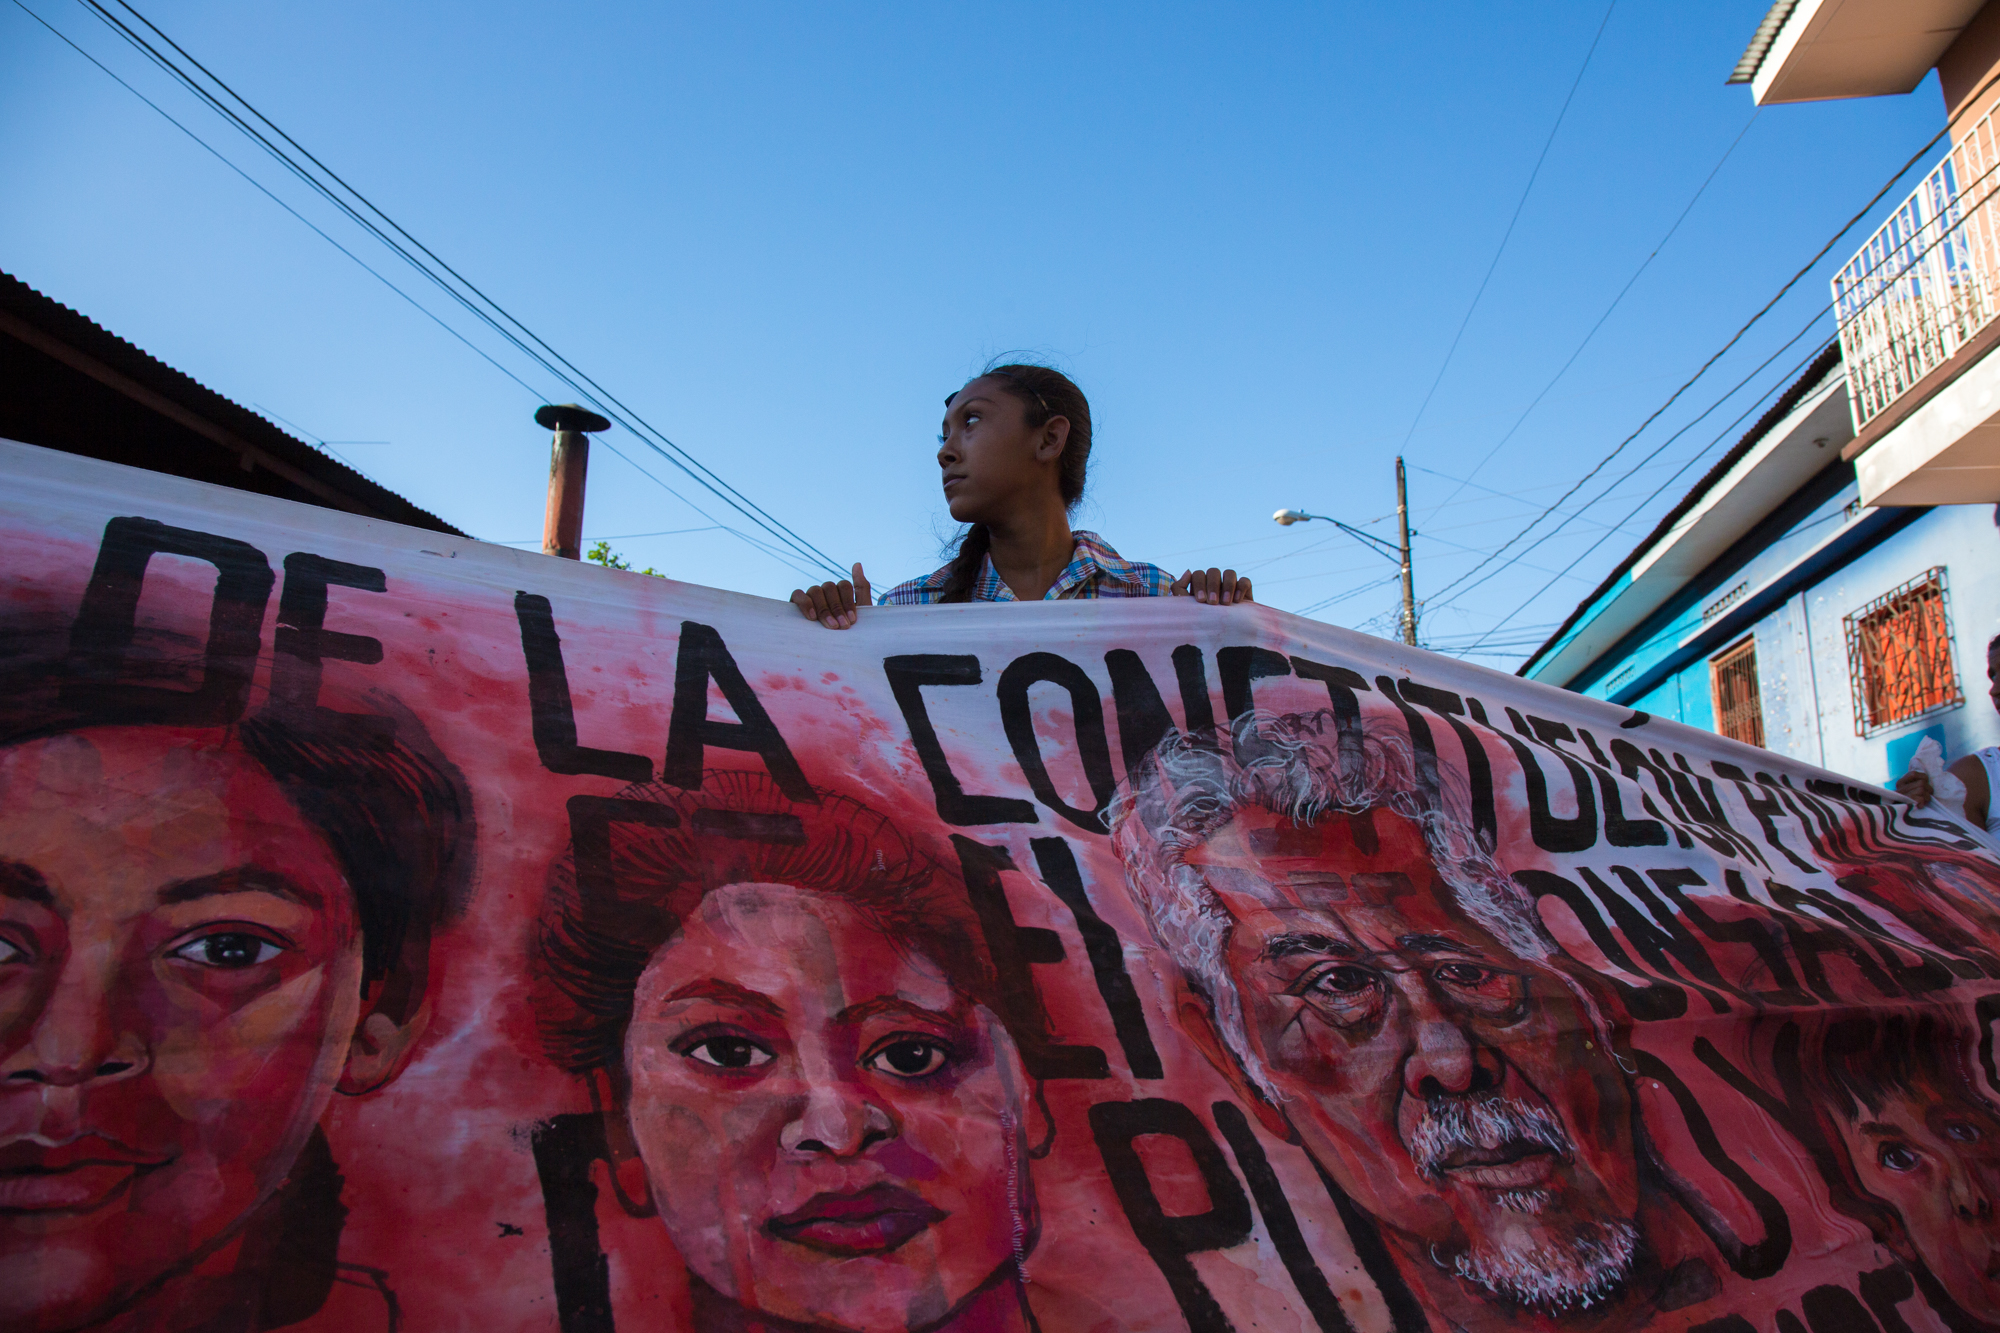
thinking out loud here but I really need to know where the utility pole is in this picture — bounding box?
[1272,461,1418,643]
[1396,455,1417,646]
[537,403,610,560]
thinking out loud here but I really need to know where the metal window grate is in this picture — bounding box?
[1843,567,1963,736]
[1711,637,1765,748]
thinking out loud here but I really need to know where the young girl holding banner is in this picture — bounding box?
[791,363,1251,627]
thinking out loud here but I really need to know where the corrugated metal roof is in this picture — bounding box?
[1727,0,1803,85]
[0,270,464,537]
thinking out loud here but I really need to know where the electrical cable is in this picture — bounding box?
[490,526,724,547]
[13,0,813,572]
[1443,108,2000,656]
[1532,498,1856,686]
[67,0,848,579]
[1453,334,1839,657]
[1396,1,1618,455]
[10,0,547,405]
[1430,293,1836,617]
[1257,560,1396,590]
[1409,529,1579,582]
[1295,572,1402,618]
[1448,334,1832,656]
[1418,106,1970,613]
[1412,462,1689,537]
[1424,105,1761,520]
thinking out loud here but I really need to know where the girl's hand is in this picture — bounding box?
[790,563,871,629]
[1173,568,1253,605]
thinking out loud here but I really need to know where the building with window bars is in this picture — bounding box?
[1522,8,2000,785]
[1520,347,1997,784]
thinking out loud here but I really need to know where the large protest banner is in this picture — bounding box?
[4,438,2000,1333]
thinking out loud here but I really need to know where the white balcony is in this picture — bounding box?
[1831,108,2000,504]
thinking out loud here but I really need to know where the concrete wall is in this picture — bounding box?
[1745,500,2000,784]
[1941,0,2000,132]
[1755,591,1825,768]
[1571,477,1999,787]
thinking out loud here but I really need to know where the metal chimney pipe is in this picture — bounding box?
[536,403,610,560]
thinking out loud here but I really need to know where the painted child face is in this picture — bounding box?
[1188,805,1644,1312]
[1841,1091,2000,1312]
[623,882,1031,1332]
[0,728,364,1333]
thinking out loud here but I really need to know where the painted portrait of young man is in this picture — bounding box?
[0,637,473,1333]
[1108,709,1728,1328]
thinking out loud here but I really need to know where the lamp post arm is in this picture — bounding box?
[1327,518,1404,563]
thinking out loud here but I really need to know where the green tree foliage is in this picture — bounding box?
[586,540,663,578]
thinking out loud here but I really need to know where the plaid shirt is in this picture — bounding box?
[880,530,1172,605]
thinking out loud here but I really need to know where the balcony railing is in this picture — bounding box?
[1833,107,2000,429]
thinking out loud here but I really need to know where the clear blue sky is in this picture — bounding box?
[0,1,1948,665]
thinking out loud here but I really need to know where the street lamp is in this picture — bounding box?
[1273,457,1419,646]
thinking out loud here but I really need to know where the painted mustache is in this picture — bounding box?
[763,1183,947,1258]
[1407,1094,1572,1184]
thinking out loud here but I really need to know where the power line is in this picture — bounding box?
[1294,571,1402,618]
[62,0,847,580]
[1396,2,1618,455]
[10,0,549,406]
[491,526,723,547]
[1416,111,1961,616]
[1424,105,1760,520]
[13,0,810,574]
[1429,295,1835,619]
[1411,461,1690,540]
[1453,334,1837,657]
[1438,97,2000,657]
[1530,495,1858,678]
[1409,528,1591,583]
[1421,58,2000,631]
[1466,173,1983,651]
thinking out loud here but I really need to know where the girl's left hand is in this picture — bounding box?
[790,563,871,629]
[1173,568,1253,605]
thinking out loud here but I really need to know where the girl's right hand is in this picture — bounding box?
[790,563,871,629]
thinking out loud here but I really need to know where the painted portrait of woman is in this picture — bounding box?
[531,770,1046,1333]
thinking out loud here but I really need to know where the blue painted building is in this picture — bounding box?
[1525,1,2000,786]
[1519,343,1999,786]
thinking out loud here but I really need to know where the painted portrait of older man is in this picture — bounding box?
[1108,709,1726,1328]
